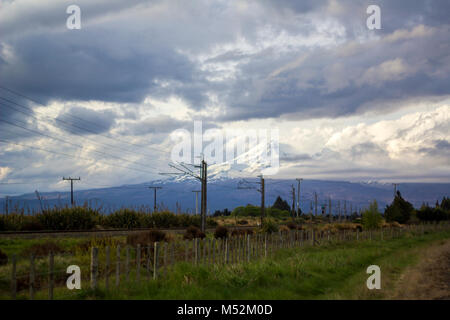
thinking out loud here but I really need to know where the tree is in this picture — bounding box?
[272,196,290,212]
[384,191,414,224]
[440,197,450,211]
[362,200,382,230]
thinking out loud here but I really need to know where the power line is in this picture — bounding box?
[0,138,163,176]
[0,117,162,171]
[0,86,169,152]
[0,96,170,157]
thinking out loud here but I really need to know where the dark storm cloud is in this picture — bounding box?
[0,0,449,122]
[218,24,450,121]
[56,106,116,135]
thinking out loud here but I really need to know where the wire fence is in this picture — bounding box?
[1,221,449,300]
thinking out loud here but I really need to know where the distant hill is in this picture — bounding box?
[0,177,448,214]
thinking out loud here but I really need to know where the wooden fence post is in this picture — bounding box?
[185,240,189,262]
[48,252,54,300]
[116,245,121,287]
[193,239,198,265]
[146,246,151,280]
[171,242,175,267]
[224,239,229,264]
[163,242,168,278]
[207,239,212,265]
[153,242,159,280]
[136,244,141,283]
[105,246,110,291]
[247,235,251,262]
[11,254,16,300]
[212,239,216,264]
[125,246,130,282]
[264,234,268,258]
[202,239,207,265]
[90,247,98,290]
[29,254,35,300]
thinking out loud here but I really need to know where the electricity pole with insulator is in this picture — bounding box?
[62,177,80,206]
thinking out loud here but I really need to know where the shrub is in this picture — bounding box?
[261,219,278,234]
[36,206,99,230]
[237,219,248,225]
[183,225,205,240]
[20,219,44,231]
[279,225,290,233]
[214,226,228,239]
[286,221,297,230]
[22,241,65,257]
[101,208,143,229]
[384,191,414,224]
[127,230,167,246]
[151,211,179,228]
[0,248,7,266]
[76,236,122,252]
[362,200,382,230]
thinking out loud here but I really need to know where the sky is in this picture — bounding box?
[0,0,449,197]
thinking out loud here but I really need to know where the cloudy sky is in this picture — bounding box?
[0,0,449,196]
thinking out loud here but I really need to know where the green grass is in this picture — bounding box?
[70,230,450,300]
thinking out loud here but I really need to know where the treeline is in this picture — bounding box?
[0,207,217,231]
[384,192,450,224]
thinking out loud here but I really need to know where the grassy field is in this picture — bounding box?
[69,229,450,300]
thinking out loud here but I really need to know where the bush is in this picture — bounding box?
[237,219,248,225]
[183,226,205,240]
[384,191,414,224]
[231,228,254,236]
[286,221,297,230]
[362,200,382,230]
[0,249,7,266]
[22,241,65,257]
[261,219,278,234]
[102,208,143,229]
[76,236,122,252]
[279,225,290,233]
[36,206,99,230]
[127,230,167,246]
[214,226,228,239]
[20,219,44,231]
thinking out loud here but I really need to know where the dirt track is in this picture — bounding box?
[391,239,450,300]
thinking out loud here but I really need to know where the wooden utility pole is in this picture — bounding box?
[291,185,296,218]
[162,159,208,232]
[237,175,265,225]
[314,192,318,217]
[328,197,332,222]
[259,175,265,226]
[62,177,80,206]
[201,160,207,232]
[296,178,303,217]
[148,186,162,212]
[344,200,347,221]
[392,183,399,197]
[338,200,341,222]
[192,190,201,215]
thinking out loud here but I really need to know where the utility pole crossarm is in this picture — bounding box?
[62,177,81,206]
